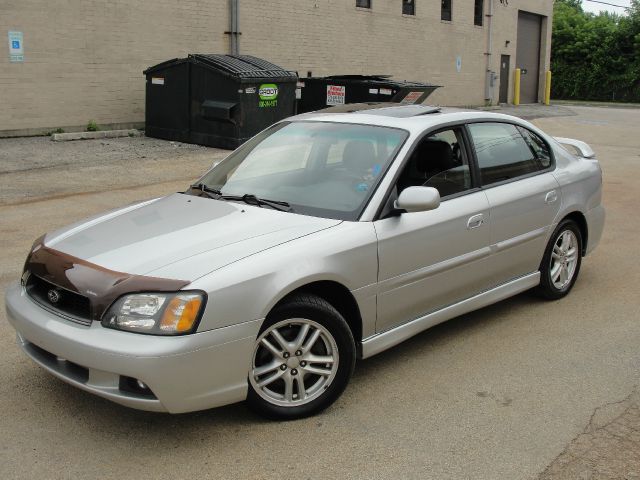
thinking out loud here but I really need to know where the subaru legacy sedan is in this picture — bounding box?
[6,104,605,419]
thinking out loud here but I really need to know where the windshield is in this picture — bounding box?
[192,121,408,220]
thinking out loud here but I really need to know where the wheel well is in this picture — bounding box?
[274,281,363,344]
[564,211,588,255]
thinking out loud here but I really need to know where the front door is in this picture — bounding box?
[375,193,494,333]
[374,127,495,333]
[499,55,510,104]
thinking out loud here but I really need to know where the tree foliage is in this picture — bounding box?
[552,0,640,102]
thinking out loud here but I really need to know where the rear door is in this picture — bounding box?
[467,122,561,283]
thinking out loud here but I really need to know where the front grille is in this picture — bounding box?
[25,274,92,326]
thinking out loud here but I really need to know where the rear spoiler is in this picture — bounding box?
[554,137,595,159]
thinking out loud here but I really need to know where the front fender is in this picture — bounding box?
[189,222,379,335]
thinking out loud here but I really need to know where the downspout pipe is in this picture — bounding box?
[229,0,240,55]
[234,0,240,55]
[484,0,494,103]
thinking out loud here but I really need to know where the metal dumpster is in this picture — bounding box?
[144,54,298,149]
[297,75,441,114]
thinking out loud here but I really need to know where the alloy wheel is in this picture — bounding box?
[549,230,579,290]
[250,318,339,408]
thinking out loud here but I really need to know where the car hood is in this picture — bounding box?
[44,193,341,281]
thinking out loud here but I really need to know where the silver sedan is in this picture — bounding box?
[5,104,605,419]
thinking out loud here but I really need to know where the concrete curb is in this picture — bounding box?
[551,100,640,109]
[51,129,143,142]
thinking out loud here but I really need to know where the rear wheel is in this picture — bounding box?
[536,219,583,299]
[247,294,355,420]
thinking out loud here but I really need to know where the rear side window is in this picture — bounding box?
[468,122,550,185]
[518,127,552,169]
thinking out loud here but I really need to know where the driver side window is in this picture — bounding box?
[397,128,472,198]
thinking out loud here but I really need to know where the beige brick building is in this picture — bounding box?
[0,0,553,137]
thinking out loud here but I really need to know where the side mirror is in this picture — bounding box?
[394,186,440,213]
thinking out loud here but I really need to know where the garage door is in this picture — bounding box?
[516,11,542,104]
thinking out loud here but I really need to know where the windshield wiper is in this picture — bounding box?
[189,183,222,199]
[188,185,292,212]
[222,193,293,212]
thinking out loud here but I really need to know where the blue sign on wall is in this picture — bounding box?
[8,31,24,62]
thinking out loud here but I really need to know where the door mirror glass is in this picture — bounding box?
[395,186,440,213]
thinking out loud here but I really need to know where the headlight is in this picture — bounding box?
[102,291,205,335]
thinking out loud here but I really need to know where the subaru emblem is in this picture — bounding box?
[47,289,61,304]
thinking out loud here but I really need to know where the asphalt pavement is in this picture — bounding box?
[0,105,638,479]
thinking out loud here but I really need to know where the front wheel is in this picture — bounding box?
[247,294,355,420]
[536,219,583,300]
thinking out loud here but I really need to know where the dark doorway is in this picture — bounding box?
[516,11,542,103]
[499,55,510,104]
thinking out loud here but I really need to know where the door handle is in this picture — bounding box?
[467,214,485,230]
[545,190,558,204]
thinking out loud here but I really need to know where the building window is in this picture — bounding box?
[441,0,452,21]
[474,0,484,26]
[356,0,371,8]
[402,0,415,15]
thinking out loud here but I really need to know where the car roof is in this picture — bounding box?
[316,103,443,117]
[289,104,533,135]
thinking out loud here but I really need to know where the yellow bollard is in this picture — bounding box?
[544,70,552,105]
[513,68,521,106]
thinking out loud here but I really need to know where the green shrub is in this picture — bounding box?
[552,0,640,102]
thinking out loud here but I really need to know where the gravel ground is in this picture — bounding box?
[0,135,228,205]
[1,106,639,479]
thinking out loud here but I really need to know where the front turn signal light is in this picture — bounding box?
[159,294,203,333]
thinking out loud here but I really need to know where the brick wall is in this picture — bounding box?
[0,0,227,134]
[0,0,553,135]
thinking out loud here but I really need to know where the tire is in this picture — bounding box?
[536,219,583,300]
[247,294,356,420]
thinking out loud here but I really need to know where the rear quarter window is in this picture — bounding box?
[518,126,552,169]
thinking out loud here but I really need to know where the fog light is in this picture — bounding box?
[119,375,155,398]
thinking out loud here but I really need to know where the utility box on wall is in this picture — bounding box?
[144,55,298,149]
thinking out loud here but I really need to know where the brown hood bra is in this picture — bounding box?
[23,237,189,321]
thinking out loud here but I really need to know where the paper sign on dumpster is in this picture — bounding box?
[400,91,424,104]
[326,85,345,105]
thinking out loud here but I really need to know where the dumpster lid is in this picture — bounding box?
[320,103,442,117]
[324,75,393,80]
[143,58,186,75]
[189,54,297,80]
[305,75,440,89]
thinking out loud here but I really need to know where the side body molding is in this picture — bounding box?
[361,272,540,358]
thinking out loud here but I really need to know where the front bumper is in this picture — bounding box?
[5,282,261,413]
